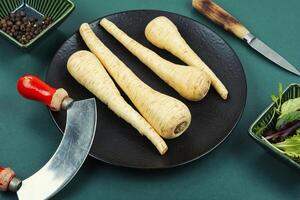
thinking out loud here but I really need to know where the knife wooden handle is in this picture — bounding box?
[17,75,69,111]
[192,0,249,39]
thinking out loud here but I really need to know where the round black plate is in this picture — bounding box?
[46,10,247,169]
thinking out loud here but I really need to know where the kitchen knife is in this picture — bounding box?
[0,75,97,200]
[192,0,300,76]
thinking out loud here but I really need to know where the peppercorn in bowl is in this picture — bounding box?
[0,0,74,48]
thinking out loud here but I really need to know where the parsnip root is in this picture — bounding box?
[67,50,168,154]
[100,18,211,101]
[79,23,191,139]
[145,16,228,100]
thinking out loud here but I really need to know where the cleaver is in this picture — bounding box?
[0,75,97,200]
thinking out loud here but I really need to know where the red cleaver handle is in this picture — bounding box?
[17,75,71,111]
[0,167,21,192]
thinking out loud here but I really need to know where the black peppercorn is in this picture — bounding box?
[12,24,18,30]
[26,34,31,40]
[20,38,26,44]
[1,11,53,44]
[7,20,13,27]
[16,20,21,26]
[20,24,25,31]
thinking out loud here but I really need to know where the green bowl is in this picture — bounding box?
[0,0,75,48]
[249,83,300,169]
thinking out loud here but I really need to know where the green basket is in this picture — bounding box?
[0,0,75,48]
[249,83,300,169]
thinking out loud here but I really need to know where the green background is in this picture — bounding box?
[1,0,300,199]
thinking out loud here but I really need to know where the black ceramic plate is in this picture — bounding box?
[46,10,247,169]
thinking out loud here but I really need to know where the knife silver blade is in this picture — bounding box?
[192,0,300,76]
[244,33,300,76]
[17,98,97,200]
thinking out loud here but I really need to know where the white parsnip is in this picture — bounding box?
[100,18,211,101]
[145,16,228,100]
[67,50,168,155]
[80,23,191,139]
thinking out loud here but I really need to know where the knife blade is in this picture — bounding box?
[17,99,96,200]
[192,0,300,76]
[0,75,97,200]
[244,33,300,76]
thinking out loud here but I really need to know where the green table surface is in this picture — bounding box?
[1,0,300,199]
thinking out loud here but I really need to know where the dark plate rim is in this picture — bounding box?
[45,9,247,169]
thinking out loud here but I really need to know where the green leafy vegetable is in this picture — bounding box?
[266,121,300,141]
[279,97,300,118]
[276,111,300,130]
[271,95,278,104]
[272,83,283,115]
[274,134,300,158]
[257,84,300,163]
[253,111,276,136]
[254,84,284,136]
